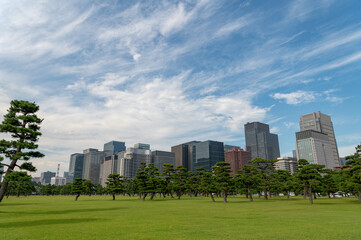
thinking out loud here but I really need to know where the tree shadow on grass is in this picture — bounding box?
[0,202,40,206]
[3,206,127,215]
[0,218,102,229]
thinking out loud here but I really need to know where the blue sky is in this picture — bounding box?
[0,0,360,175]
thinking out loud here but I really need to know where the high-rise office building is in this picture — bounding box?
[295,130,334,169]
[172,140,224,172]
[275,157,298,174]
[151,150,175,174]
[224,148,251,176]
[82,148,106,185]
[40,171,56,185]
[68,153,84,183]
[118,148,151,179]
[104,141,126,156]
[299,111,339,167]
[100,155,119,187]
[134,143,150,150]
[171,141,200,171]
[244,122,280,160]
[191,140,225,172]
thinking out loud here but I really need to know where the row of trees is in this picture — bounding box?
[6,146,360,205]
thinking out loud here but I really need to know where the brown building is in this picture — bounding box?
[225,148,252,176]
[171,141,199,172]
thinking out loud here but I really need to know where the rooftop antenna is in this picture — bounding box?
[56,164,60,178]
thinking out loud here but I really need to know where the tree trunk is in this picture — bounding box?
[248,187,253,202]
[223,191,227,203]
[328,193,330,198]
[313,192,317,199]
[112,193,115,200]
[142,193,147,201]
[75,193,80,201]
[358,190,361,202]
[258,191,261,198]
[0,159,18,202]
[245,191,248,198]
[263,187,268,200]
[210,193,215,202]
[309,185,313,205]
[287,192,290,199]
[139,194,141,200]
[303,183,307,200]
[150,193,155,200]
[332,193,335,199]
[170,192,174,198]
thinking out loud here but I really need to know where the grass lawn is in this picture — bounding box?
[0,195,361,240]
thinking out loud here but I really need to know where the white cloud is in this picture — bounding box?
[339,145,359,158]
[0,0,360,176]
[271,91,317,105]
[200,84,219,95]
[270,126,279,134]
[213,15,252,38]
[271,89,346,105]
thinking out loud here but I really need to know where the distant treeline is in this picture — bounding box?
[4,145,361,205]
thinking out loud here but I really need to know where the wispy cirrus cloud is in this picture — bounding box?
[0,0,360,174]
[271,89,346,105]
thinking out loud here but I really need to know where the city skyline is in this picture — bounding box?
[1,1,360,175]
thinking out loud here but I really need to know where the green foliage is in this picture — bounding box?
[295,160,325,204]
[0,100,44,202]
[5,171,33,197]
[212,162,232,202]
[71,178,85,201]
[161,164,175,198]
[342,145,361,202]
[235,165,261,202]
[249,158,277,200]
[172,166,187,199]
[106,174,124,200]
[199,171,216,202]
[83,180,96,196]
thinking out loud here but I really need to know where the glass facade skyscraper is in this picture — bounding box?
[104,141,126,156]
[82,149,106,184]
[151,150,175,174]
[68,153,84,183]
[134,143,150,150]
[172,140,224,172]
[244,122,280,160]
[191,141,225,172]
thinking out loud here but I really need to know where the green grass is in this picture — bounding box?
[1,195,361,240]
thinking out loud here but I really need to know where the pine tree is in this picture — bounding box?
[106,174,124,200]
[0,100,44,202]
[212,162,232,203]
[71,178,85,201]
